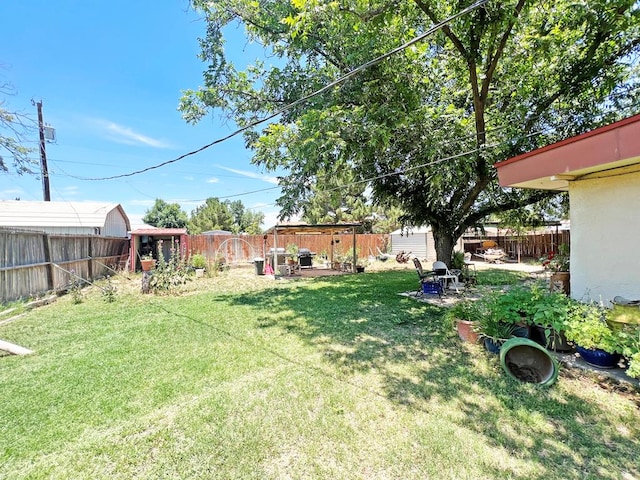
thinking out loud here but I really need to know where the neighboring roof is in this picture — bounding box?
[267,222,362,235]
[130,228,187,236]
[390,226,431,235]
[495,114,640,190]
[202,230,233,235]
[0,200,130,230]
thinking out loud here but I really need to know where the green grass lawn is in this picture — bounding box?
[1,266,639,479]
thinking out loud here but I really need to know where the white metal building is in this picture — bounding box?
[0,201,130,237]
[390,226,464,262]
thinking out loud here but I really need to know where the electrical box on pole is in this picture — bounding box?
[35,100,51,201]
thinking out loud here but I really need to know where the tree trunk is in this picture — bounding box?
[431,225,455,267]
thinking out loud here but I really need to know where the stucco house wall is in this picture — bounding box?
[570,170,640,304]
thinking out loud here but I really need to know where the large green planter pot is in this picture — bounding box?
[500,338,559,387]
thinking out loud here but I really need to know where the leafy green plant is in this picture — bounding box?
[475,313,516,343]
[101,276,117,303]
[564,303,620,354]
[443,299,484,327]
[475,293,516,342]
[149,239,191,294]
[285,243,299,262]
[190,253,207,270]
[608,323,640,379]
[451,250,465,270]
[68,270,84,304]
[486,284,542,325]
[530,289,574,337]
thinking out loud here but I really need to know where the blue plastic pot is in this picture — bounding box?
[484,338,502,355]
[575,346,621,369]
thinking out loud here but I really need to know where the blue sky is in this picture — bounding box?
[0,1,284,229]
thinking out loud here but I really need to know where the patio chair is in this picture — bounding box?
[461,252,477,285]
[413,258,443,297]
[432,261,460,293]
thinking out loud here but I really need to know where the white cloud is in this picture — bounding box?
[0,188,24,198]
[92,118,170,148]
[216,165,279,184]
[206,177,219,183]
[60,185,80,196]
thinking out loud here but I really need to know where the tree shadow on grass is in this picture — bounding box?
[174,270,640,479]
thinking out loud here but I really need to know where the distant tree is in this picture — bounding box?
[0,75,36,174]
[225,200,265,234]
[298,174,402,233]
[143,199,188,228]
[188,197,234,233]
[189,197,265,234]
[240,209,265,234]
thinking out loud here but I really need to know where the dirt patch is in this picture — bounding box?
[507,361,544,384]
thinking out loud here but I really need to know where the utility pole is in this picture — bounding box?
[35,100,51,201]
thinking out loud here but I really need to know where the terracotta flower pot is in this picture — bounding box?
[550,271,570,295]
[456,319,480,344]
[140,259,156,271]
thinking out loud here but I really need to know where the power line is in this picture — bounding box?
[75,0,489,181]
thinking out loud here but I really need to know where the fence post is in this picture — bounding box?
[88,236,94,281]
[42,233,54,292]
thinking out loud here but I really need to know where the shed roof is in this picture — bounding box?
[266,222,362,235]
[495,114,640,190]
[0,200,130,230]
[130,228,187,236]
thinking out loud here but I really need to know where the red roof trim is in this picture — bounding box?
[494,113,640,169]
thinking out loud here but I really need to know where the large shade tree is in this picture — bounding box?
[181,0,640,263]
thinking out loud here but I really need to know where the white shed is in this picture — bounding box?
[390,226,464,262]
[0,201,130,237]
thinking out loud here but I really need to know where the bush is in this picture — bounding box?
[190,253,207,270]
[563,302,620,354]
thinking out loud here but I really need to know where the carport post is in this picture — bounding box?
[273,227,278,274]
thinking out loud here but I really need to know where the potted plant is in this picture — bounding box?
[564,302,622,368]
[190,253,207,277]
[444,299,484,344]
[356,257,368,273]
[541,243,570,294]
[286,243,299,265]
[529,289,574,352]
[140,254,156,272]
[476,309,517,354]
[486,285,537,338]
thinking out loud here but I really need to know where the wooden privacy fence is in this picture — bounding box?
[188,233,390,264]
[463,231,571,259]
[1,228,129,304]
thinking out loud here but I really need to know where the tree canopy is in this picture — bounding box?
[0,76,36,174]
[143,197,264,233]
[181,0,640,262]
[143,199,189,229]
[188,197,264,234]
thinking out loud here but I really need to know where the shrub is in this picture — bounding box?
[563,302,620,354]
[190,253,207,270]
